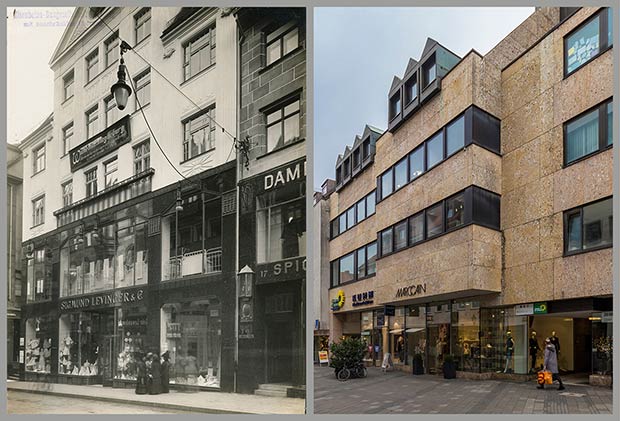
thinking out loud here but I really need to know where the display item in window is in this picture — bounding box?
[59,335,74,374]
[529,331,541,373]
[503,330,514,373]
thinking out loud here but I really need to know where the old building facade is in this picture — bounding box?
[326,7,613,385]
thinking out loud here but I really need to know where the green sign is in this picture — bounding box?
[533,302,548,314]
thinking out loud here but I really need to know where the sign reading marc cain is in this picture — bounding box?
[70,115,131,172]
[60,286,145,312]
[395,283,427,299]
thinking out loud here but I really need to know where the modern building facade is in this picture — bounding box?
[235,8,306,396]
[7,141,25,378]
[325,7,613,385]
[17,6,248,394]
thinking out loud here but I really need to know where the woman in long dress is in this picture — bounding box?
[149,352,162,395]
[134,353,147,395]
[161,351,170,393]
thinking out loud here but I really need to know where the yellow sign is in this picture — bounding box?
[318,351,329,364]
[337,290,345,307]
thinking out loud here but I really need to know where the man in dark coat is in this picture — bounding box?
[161,351,170,393]
[134,353,147,395]
[529,331,540,373]
[149,352,162,395]
[537,337,565,390]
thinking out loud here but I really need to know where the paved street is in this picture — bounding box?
[8,390,197,414]
[314,366,613,414]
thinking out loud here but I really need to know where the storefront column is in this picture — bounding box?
[382,321,389,358]
[329,312,344,344]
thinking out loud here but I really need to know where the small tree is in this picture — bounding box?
[329,337,366,372]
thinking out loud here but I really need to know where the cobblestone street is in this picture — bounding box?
[314,366,613,414]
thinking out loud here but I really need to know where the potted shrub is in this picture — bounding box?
[412,353,424,375]
[442,354,457,379]
[329,337,366,380]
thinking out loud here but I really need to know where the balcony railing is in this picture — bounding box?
[54,168,155,228]
[163,247,222,281]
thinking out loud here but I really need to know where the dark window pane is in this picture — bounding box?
[331,219,339,238]
[409,145,424,180]
[331,260,340,287]
[446,115,465,156]
[567,212,582,252]
[347,207,356,230]
[582,199,612,249]
[565,16,600,74]
[357,199,366,222]
[340,253,355,283]
[405,78,417,103]
[339,213,346,233]
[366,243,377,275]
[394,221,408,251]
[394,158,408,190]
[381,169,393,199]
[426,203,443,238]
[609,8,613,47]
[357,248,366,279]
[381,228,393,255]
[607,102,613,146]
[389,94,401,119]
[409,213,424,244]
[427,131,444,169]
[446,193,465,229]
[367,192,376,215]
[566,109,599,163]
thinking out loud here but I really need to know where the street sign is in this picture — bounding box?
[534,302,548,314]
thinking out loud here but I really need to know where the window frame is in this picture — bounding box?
[183,25,216,82]
[133,139,151,175]
[265,25,300,67]
[32,143,46,175]
[329,240,378,288]
[104,31,120,68]
[134,68,151,109]
[264,97,302,154]
[32,195,45,227]
[182,105,217,162]
[563,196,613,256]
[389,92,401,121]
[134,8,151,45]
[62,122,73,157]
[85,48,99,83]
[563,97,613,167]
[104,156,119,188]
[104,95,118,128]
[85,167,98,198]
[63,70,74,101]
[61,180,73,208]
[86,105,99,139]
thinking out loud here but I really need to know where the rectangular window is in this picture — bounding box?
[423,55,436,87]
[266,99,301,153]
[426,202,444,238]
[343,158,351,178]
[135,8,151,44]
[105,32,120,67]
[366,191,376,215]
[135,68,151,108]
[85,168,98,198]
[380,169,393,200]
[62,123,73,156]
[427,131,444,169]
[184,26,216,81]
[381,228,393,255]
[408,212,424,244]
[86,48,99,82]
[394,220,408,251]
[266,27,299,66]
[346,207,355,230]
[564,197,612,254]
[409,145,424,181]
[366,242,377,275]
[86,105,98,138]
[446,115,465,156]
[330,219,339,239]
[105,96,118,128]
[339,253,355,284]
[389,93,401,120]
[446,193,465,230]
[356,199,366,222]
[61,180,73,207]
[362,139,370,159]
[331,260,339,287]
[104,158,118,188]
[133,140,150,174]
[339,213,346,234]
[565,9,613,76]
[335,167,342,184]
[394,157,408,191]
[63,70,74,100]
[256,192,305,263]
[564,100,612,165]
[32,196,45,226]
[183,106,216,161]
[356,248,366,279]
[353,148,361,168]
[32,144,46,174]
[405,76,417,104]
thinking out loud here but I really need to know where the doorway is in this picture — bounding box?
[426,301,451,374]
[265,319,293,383]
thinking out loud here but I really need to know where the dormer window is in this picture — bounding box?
[422,54,436,88]
[362,139,370,159]
[404,76,417,104]
[389,93,401,121]
[343,158,351,178]
[353,148,360,168]
[336,166,342,184]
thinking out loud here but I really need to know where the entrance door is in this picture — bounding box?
[100,335,115,386]
[265,320,293,383]
[427,323,450,374]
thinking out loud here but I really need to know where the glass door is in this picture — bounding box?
[426,302,451,374]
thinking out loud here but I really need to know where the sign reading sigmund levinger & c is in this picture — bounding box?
[69,115,131,172]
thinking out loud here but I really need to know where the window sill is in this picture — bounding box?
[563,243,612,257]
[563,45,613,80]
[31,169,45,178]
[30,222,45,229]
[133,34,151,50]
[61,95,74,106]
[180,147,216,165]
[180,63,216,87]
[131,102,151,117]
[259,46,303,74]
[257,137,305,160]
[83,59,119,89]
[329,273,377,290]
[563,144,613,168]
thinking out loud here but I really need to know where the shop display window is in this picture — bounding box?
[25,316,54,373]
[591,313,612,376]
[114,306,147,380]
[389,307,406,363]
[405,305,426,366]
[26,248,51,303]
[451,301,480,372]
[426,302,451,374]
[480,307,528,374]
[161,300,222,388]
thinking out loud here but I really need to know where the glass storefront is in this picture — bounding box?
[26,249,51,303]
[114,306,148,380]
[25,316,55,373]
[427,301,451,374]
[405,305,426,367]
[161,299,222,388]
[480,307,528,374]
[592,313,612,376]
[389,307,406,364]
[451,300,480,372]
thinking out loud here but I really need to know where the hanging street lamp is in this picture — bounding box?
[111,41,133,110]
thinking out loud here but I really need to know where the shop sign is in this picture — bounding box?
[59,286,145,312]
[384,305,395,316]
[601,312,613,323]
[533,302,548,314]
[515,303,534,316]
[352,290,374,307]
[19,350,24,364]
[69,115,131,172]
[262,159,306,192]
[377,312,385,328]
[395,283,427,299]
[331,290,345,311]
[318,351,329,364]
[256,256,306,285]
[166,322,182,339]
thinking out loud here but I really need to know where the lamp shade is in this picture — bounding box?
[112,81,132,110]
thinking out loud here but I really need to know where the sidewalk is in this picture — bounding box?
[7,380,305,414]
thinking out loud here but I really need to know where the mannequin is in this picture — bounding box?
[529,331,540,373]
[503,330,514,373]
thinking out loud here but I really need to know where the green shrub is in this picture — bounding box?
[329,337,366,371]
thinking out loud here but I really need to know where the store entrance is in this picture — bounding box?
[426,302,451,374]
[265,318,293,383]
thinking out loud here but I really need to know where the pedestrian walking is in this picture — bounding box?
[145,352,154,394]
[537,337,565,390]
[150,352,162,395]
[135,353,147,395]
[161,351,170,394]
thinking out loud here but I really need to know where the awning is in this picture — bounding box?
[405,327,425,333]
[389,328,403,334]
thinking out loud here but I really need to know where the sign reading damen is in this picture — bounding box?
[395,283,427,298]
[70,115,131,172]
[260,159,306,193]
[59,286,145,312]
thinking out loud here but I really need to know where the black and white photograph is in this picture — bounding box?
[5,5,306,414]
